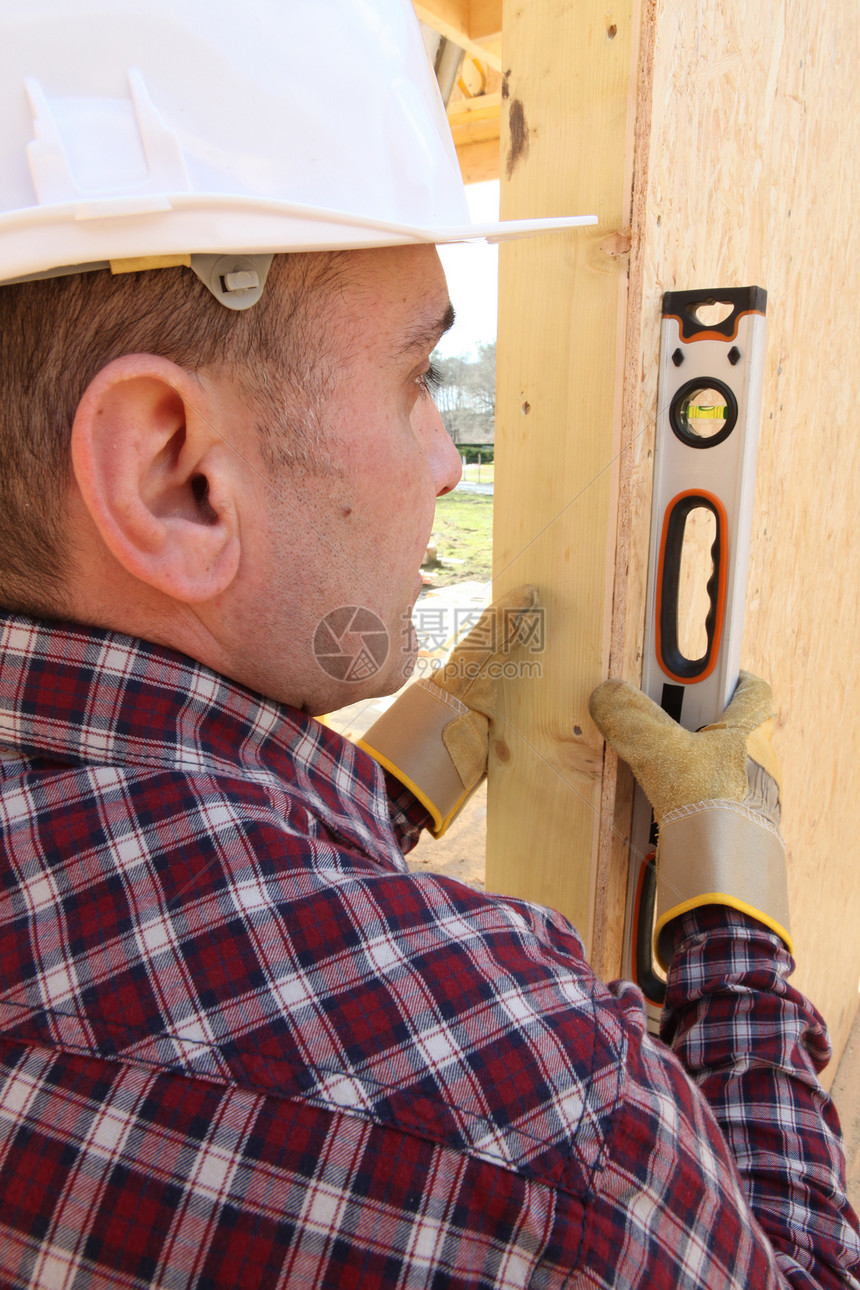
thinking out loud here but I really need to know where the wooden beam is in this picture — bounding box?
[414,0,469,39]
[413,0,503,69]
[455,136,500,184]
[469,0,502,41]
[449,92,501,181]
[486,1,640,957]
[472,35,502,65]
[447,91,501,147]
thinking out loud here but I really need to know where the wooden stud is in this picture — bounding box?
[487,0,640,954]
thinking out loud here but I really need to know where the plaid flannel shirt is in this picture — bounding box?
[0,613,857,1289]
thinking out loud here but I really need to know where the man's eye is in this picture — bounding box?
[417,362,443,398]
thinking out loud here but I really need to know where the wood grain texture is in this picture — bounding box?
[606,0,860,1072]
[455,136,500,184]
[448,92,501,181]
[487,0,640,953]
[469,0,502,42]
[447,91,501,148]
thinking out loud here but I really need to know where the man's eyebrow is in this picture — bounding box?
[398,301,456,355]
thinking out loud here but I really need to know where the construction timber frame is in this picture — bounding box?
[416,0,860,1081]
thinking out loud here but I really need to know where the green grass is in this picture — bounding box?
[425,491,493,586]
[459,462,495,485]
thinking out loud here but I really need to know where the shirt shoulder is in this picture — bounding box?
[2,757,637,1200]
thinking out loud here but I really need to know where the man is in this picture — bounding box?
[0,2,858,1287]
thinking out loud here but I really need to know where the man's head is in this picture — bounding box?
[0,0,585,710]
[0,244,460,711]
[0,253,342,615]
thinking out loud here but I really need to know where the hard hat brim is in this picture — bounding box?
[0,196,597,288]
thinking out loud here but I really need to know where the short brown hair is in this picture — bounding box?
[0,253,344,617]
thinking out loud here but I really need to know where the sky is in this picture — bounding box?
[435,180,500,358]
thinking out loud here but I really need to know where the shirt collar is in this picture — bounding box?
[0,612,406,870]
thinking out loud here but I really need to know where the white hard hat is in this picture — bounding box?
[0,0,595,308]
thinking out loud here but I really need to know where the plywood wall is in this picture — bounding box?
[604,0,860,1072]
[490,0,860,1075]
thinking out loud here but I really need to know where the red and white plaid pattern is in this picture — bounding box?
[0,613,857,1287]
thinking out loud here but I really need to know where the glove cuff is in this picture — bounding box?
[655,801,793,969]
[357,680,477,838]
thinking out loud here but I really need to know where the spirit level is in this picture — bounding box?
[622,286,768,1023]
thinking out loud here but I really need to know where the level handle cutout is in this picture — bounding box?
[662,285,767,341]
[656,490,728,682]
[692,299,734,327]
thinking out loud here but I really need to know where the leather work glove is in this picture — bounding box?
[359,585,538,836]
[589,671,792,969]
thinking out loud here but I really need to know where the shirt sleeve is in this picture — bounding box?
[661,905,860,1288]
[381,767,432,854]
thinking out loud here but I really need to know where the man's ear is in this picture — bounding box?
[71,354,242,603]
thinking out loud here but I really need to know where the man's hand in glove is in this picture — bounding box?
[589,671,792,967]
[359,585,538,836]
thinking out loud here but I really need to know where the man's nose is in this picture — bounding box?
[419,399,462,497]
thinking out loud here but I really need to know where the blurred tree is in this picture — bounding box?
[432,342,495,445]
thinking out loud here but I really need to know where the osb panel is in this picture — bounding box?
[608,0,860,1074]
